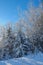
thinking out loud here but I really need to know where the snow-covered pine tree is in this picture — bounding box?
[1,23,15,59]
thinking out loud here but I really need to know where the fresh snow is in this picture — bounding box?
[0,52,43,65]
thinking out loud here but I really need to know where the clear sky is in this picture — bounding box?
[0,0,40,25]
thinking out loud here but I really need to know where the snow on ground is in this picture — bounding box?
[0,52,43,65]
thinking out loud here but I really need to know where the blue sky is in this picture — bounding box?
[0,0,40,25]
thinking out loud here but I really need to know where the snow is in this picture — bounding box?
[0,52,43,65]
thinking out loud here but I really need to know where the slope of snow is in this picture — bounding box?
[0,52,43,65]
